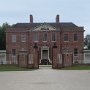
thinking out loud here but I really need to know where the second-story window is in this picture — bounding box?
[74,33,78,41]
[52,32,56,41]
[64,33,68,41]
[12,35,16,42]
[21,34,26,42]
[33,33,39,42]
[43,33,47,41]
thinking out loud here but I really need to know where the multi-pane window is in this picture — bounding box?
[12,35,16,42]
[43,33,47,41]
[64,33,68,41]
[74,34,78,41]
[52,32,56,41]
[12,49,16,56]
[33,33,39,42]
[21,34,26,42]
[74,48,78,56]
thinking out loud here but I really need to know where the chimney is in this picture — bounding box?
[30,15,33,23]
[56,15,59,23]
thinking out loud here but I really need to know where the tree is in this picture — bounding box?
[0,23,10,50]
[84,34,90,49]
[88,43,90,50]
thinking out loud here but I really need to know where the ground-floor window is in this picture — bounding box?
[12,49,16,56]
[74,48,78,56]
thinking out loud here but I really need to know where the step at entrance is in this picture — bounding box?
[39,65,52,69]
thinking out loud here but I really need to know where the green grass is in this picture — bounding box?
[61,66,90,70]
[0,65,90,71]
[0,65,32,71]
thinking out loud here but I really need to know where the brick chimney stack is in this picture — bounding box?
[56,15,59,23]
[30,15,33,23]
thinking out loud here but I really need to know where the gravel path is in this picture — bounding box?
[0,68,90,90]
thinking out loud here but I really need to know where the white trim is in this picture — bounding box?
[12,35,16,42]
[51,32,56,42]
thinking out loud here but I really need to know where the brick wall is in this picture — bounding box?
[6,25,84,68]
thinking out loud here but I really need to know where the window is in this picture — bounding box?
[52,32,56,41]
[12,35,16,42]
[33,33,39,42]
[74,48,78,56]
[21,34,26,42]
[34,43,38,48]
[12,49,16,56]
[43,33,47,41]
[74,34,78,41]
[64,33,68,41]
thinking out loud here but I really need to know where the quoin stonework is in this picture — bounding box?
[6,15,84,69]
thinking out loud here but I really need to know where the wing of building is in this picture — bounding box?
[6,15,85,68]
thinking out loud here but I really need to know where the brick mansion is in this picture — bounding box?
[6,15,84,69]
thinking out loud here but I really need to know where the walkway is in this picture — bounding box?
[0,68,90,90]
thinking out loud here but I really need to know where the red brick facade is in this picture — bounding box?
[6,15,84,69]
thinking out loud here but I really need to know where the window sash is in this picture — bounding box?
[74,34,78,41]
[74,49,78,56]
[12,49,16,56]
[64,34,68,41]
[21,35,26,42]
[43,33,47,41]
[12,35,16,42]
[33,33,39,41]
[52,32,56,41]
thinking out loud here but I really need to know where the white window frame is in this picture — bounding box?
[43,33,48,42]
[12,35,16,42]
[33,33,39,42]
[21,34,26,42]
[64,33,69,42]
[52,32,56,42]
[74,48,78,56]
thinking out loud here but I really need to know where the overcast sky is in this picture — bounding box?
[0,0,90,36]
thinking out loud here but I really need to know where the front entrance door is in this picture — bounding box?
[40,46,51,65]
[41,50,49,65]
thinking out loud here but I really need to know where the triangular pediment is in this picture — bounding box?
[32,23,56,31]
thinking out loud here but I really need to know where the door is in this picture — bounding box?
[62,54,73,67]
[18,54,27,67]
[40,50,50,65]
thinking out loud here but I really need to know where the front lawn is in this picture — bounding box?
[0,65,32,71]
[61,65,90,70]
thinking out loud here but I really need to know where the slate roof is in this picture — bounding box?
[10,22,84,32]
[13,22,78,28]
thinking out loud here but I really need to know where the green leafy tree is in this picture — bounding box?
[0,23,10,50]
